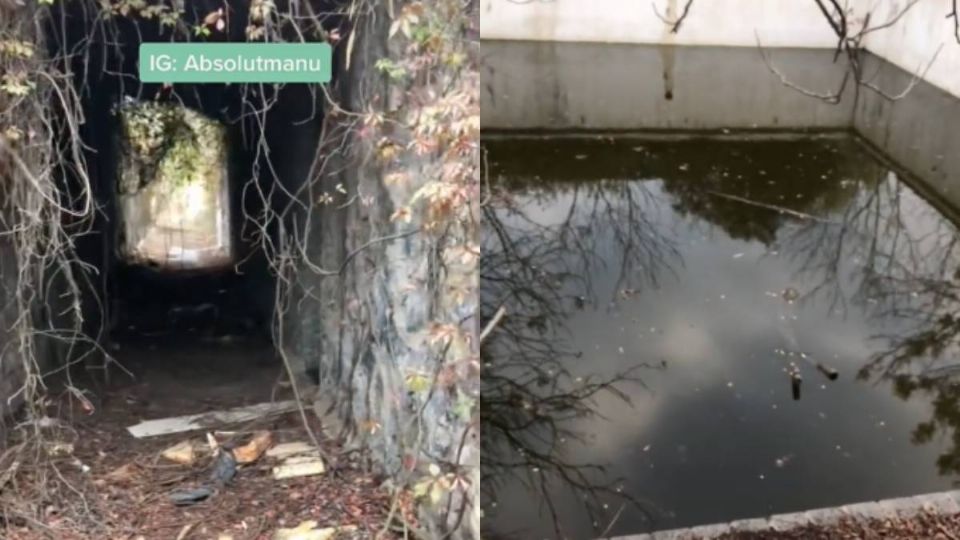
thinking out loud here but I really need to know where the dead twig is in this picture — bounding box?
[652,0,694,33]
[760,0,932,104]
[479,306,506,343]
[705,190,837,224]
[949,0,960,44]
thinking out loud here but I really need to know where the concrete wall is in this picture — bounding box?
[859,1,960,100]
[483,38,960,233]
[480,0,960,99]
[854,53,960,213]
[287,7,480,539]
[483,42,854,130]
[480,0,839,47]
[0,238,22,423]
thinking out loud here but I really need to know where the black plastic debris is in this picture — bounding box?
[816,362,839,381]
[170,486,214,506]
[790,370,802,401]
[168,449,237,506]
[210,448,237,486]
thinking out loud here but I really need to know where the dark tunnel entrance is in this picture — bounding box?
[0,0,480,535]
[45,1,342,393]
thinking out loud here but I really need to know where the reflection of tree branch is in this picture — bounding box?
[827,168,960,478]
[481,174,678,537]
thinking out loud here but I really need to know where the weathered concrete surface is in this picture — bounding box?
[482,42,855,130]
[483,41,960,223]
[603,489,960,539]
[480,0,960,100]
[854,53,960,216]
[480,0,840,48]
[284,6,479,540]
[0,238,22,421]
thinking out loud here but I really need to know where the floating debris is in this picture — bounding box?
[782,287,800,303]
[816,362,839,381]
[790,369,802,401]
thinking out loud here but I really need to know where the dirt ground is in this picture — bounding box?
[711,511,960,539]
[0,337,409,539]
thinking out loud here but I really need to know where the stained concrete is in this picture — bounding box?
[854,53,960,213]
[482,42,855,131]
[603,489,960,539]
[482,41,960,216]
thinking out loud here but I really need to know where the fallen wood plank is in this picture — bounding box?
[126,401,298,438]
[266,442,318,460]
[274,521,356,540]
[272,457,326,479]
[160,440,205,465]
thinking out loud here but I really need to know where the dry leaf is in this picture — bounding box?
[233,430,273,464]
[161,440,199,465]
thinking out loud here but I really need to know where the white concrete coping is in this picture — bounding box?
[604,489,960,539]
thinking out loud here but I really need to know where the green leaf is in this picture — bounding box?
[452,391,474,422]
[405,373,431,393]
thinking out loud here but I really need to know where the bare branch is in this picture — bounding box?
[652,0,694,33]
[949,0,960,44]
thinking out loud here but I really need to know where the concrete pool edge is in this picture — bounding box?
[601,489,960,539]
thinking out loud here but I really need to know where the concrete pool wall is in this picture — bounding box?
[480,0,960,99]
[482,39,960,220]
[481,4,960,536]
[481,0,960,208]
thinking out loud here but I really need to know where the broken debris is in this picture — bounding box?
[170,486,215,506]
[815,362,840,381]
[273,520,357,540]
[210,448,238,486]
[273,456,327,480]
[790,368,802,401]
[267,441,321,460]
[233,430,274,464]
[103,463,139,485]
[161,440,204,465]
[126,400,298,438]
[168,445,238,506]
[44,441,75,457]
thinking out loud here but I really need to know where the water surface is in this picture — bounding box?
[481,134,960,539]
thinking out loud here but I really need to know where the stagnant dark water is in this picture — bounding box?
[481,134,960,539]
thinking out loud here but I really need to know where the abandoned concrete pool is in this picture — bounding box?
[482,133,960,538]
[0,1,479,539]
[479,12,960,536]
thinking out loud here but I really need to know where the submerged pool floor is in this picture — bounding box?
[481,134,960,539]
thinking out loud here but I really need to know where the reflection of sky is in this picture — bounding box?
[483,138,960,539]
